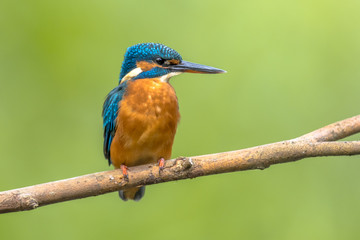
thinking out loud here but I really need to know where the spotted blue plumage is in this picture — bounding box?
[119,43,182,81]
[103,43,183,165]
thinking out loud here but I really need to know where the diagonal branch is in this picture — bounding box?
[296,115,360,141]
[1,115,360,214]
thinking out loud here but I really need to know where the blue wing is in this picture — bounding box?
[102,84,126,165]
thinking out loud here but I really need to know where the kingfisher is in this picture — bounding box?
[102,43,225,201]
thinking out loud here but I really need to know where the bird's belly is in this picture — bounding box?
[110,78,180,168]
[120,120,176,166]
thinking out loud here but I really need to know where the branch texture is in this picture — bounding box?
[1,115,360,214]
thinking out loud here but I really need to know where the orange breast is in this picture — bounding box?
[110,78,180,168]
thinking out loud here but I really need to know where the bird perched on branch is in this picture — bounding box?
[102,43,225,201]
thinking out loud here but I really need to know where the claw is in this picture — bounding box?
[158,158,165,174]
[120,164,129,181]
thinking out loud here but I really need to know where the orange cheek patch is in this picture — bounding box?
[168,59,180,65]
[136,61,158,71]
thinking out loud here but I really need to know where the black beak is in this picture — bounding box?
[169,60,226,74]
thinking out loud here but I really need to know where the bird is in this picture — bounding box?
[102,43,225,201]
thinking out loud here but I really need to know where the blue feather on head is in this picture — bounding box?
[119,43,182,81]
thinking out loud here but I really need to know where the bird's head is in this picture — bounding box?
[119,43,226,83]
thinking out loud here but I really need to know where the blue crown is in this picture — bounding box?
[119,43,182,81]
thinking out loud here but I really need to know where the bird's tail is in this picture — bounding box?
[119,186,145,201]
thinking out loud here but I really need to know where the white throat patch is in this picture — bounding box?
[159,72,181,83]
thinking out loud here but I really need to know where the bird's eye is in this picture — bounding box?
[155,57,165,65]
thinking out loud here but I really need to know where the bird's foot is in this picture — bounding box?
[120,164,129,181]
[158,158,165,174]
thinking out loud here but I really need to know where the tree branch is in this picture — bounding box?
[1,115,360,214]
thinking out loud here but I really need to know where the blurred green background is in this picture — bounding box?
[1,0,360,239]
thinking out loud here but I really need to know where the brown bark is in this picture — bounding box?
[1,115,360,214]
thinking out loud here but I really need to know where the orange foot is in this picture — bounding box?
[120,164,129,181]
[158,158,165,174]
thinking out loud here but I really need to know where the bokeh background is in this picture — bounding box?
[1,0,360,239]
